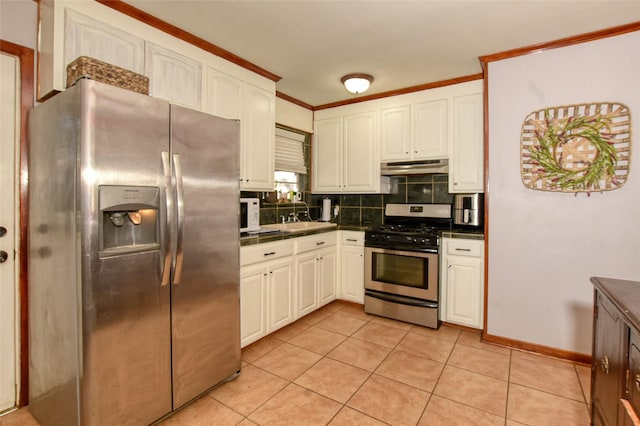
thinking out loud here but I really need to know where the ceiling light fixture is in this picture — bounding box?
[341,73,373,95]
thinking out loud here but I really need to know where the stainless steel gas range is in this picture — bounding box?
[364,203,452,329]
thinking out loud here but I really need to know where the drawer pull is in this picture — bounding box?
[455,248,472,252]
[263,251,277,256]
[601,356,610,374]
[316,241,326,246]
[635,373,640,391]
[346,238,358,242]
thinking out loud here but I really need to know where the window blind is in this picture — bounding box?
[275,127,307,174]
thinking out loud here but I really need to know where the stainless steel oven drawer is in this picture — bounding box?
[364,292,439,329]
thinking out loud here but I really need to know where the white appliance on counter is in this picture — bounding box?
[28,79,241,426]
[240,197,261,232]
[453,193,483,227]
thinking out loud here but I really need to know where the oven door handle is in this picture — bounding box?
[365,290,438,309]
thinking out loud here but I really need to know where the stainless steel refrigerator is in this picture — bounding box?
[28,79,241,425]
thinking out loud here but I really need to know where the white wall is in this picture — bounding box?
[0,0,37,49]
[275,97,313,133]
[487,31,640,355]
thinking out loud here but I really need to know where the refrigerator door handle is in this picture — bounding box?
[161,151,173,286]
[172,153,185,285]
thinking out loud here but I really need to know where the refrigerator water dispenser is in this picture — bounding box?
[99,185,160,255]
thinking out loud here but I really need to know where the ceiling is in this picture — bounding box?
[123,1,640,108]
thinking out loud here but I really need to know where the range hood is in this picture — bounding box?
[380,158,448,175]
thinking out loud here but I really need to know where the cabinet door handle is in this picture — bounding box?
[601,356,610,374]
[455,248,472,252]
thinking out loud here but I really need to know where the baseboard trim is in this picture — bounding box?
[482,331,592,365]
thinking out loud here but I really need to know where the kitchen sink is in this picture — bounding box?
[261,221,337,233]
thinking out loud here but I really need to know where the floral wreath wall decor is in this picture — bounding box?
[520,102,631,194]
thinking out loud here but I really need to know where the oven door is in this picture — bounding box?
[364,247,438,302]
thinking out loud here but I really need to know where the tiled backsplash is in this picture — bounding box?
[241,173,453,229]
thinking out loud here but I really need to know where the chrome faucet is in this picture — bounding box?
[292,201,310,221]
[288,212,299,223]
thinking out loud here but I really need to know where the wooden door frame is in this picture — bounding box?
[0,39,34,407]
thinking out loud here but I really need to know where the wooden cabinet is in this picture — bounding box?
[592,292,625,425]
[440,238,484,329]
[449,92,484,193]
[339,231,365,304]
[312,111,381,193]
[294,233,337,317]
[591,277,640,426]
[240,241,294,348]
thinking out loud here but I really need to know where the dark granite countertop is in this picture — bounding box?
[240,225,354,246]
[240,225,483,246]
[441,229,485,240]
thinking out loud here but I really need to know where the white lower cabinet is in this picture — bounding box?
[240,232,342,347]
[295,233,337,318]
[440,237,484,329]
[339,231,365,304]
[240,264,268,347]
[240,240,294,348]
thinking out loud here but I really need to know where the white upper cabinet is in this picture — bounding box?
[38,0,277,192]
[343,111,378,191]
[413,99,448,159]
[145,43,201,109]
[242,84,275,191]
[313,111,380,193]
[380,105,411,160]
[449,92,484,193]
[319,81,482,192]
[64,9,144,77]
[204,71,275,191]
[313,117,343,193]
[380,98,448,161]
[204,68,243,120]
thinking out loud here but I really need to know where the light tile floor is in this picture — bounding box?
[0,300,592,426]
